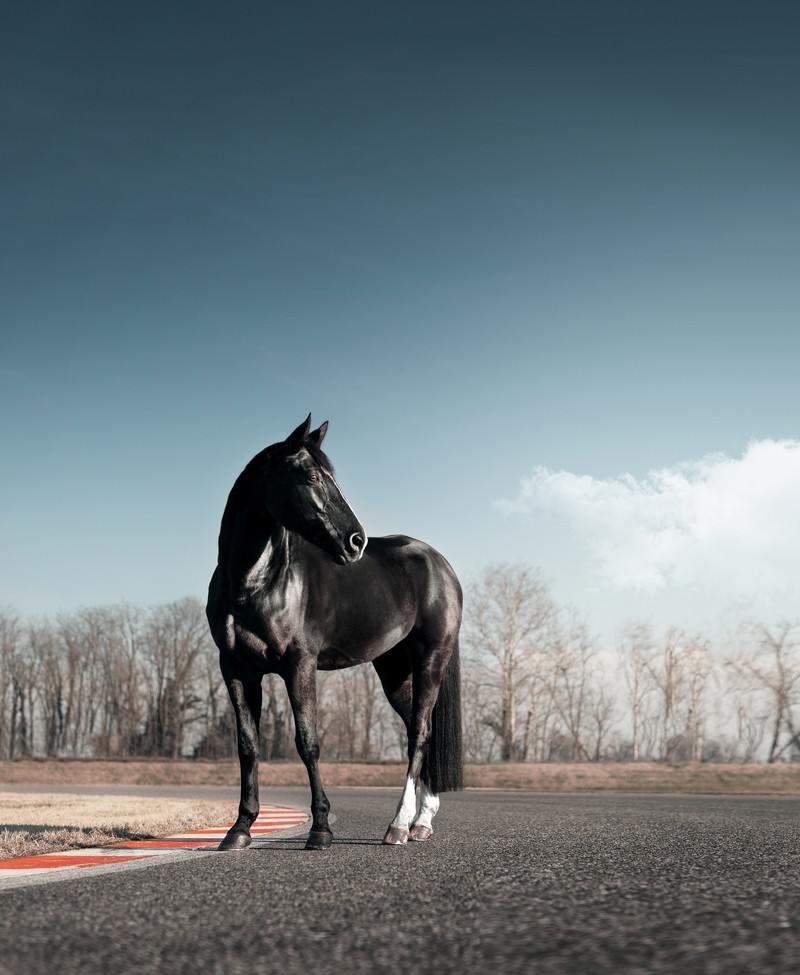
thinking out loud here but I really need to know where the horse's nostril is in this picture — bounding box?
[349,533,364,554]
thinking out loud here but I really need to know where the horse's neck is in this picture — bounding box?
[219,496,291,600]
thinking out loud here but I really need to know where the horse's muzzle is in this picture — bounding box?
[334,531,367,564]
[348,532,367,558]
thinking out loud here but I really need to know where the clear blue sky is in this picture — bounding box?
[2,1,799,640]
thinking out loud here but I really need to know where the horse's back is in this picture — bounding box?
[364,534,460,595]
[300,533,460,664]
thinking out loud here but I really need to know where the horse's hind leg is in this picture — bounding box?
[373,645,416,843]
[409,783,439,842]
[219,659,262,851]
[374,641,443,845]
[282,654,333,851]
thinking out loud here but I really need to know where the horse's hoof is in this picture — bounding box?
[218,829,252,851]
[383,826,409,846]
[409,824,433,842]
[305,830,333,851]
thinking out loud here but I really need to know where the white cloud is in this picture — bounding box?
[497,440,800,598]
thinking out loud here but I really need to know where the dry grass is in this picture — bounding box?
[469,761,800,793]
[0,793,235,860]
[1,758,799,793]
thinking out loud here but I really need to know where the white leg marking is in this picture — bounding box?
[390,775,418,830]
[412,783,440,831]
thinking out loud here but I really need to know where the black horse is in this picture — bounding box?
[206,416,463,850]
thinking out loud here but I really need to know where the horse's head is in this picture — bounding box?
[263,415,367,565]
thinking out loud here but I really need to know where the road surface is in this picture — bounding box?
[0,788,798,974]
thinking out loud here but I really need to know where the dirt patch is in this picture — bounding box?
[1,759,798,793]
[0,792,235,859]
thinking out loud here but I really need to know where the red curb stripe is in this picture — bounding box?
[1,854,155,870]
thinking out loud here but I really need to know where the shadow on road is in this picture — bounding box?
[252,838,386,850]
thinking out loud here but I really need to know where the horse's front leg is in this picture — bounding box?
[219,659,262,851]
[283,655,332,851]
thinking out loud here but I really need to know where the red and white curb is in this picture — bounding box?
[0,805,309,877]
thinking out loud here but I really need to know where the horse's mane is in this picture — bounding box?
[233,438,333,500]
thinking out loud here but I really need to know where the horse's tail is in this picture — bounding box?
[423,641,464,794]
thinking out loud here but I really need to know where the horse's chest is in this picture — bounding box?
[230,589,302,665]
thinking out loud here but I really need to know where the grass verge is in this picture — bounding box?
[0,793,235,860]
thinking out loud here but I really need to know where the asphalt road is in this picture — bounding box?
[1,788,798,974]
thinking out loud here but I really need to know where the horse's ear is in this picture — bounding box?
[286,414,312,452]
[308,421,328,447]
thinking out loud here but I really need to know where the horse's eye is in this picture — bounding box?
[308,472,320,483]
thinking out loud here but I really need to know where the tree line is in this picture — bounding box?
[460,565,800,764]
[1,565,798,763]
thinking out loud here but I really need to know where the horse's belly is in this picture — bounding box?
[316,621,410,671]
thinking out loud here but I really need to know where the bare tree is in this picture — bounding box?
[619,622,656,761]
[546,613,598,761]
[717,657,769,764]
[136,598,210,758]
[461,668,500,762]
[641,627,715,761]
[727,621,800,763]
[5,623,39,758]
[650,627,685,761]
[317,666,398,761]
[263,673,295,760]
[519,661,560,763]
[462,564,557,761]
[193,623,234,759]
[0,612,20,759]
[52,607,133,757]
[526,612,618,762]
[95,605,147,758]
[683,635,714,761]
[585,674,617,761]
[729,696,767,763]
[31,621,66,757]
